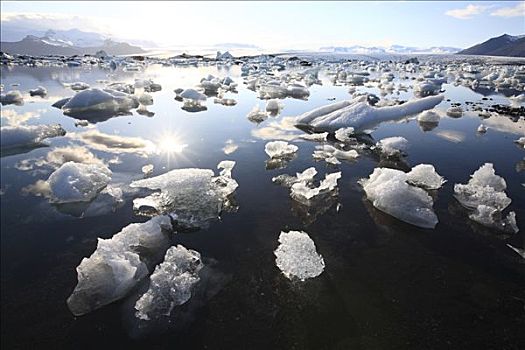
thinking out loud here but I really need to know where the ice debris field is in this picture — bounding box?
[1,51,524,339]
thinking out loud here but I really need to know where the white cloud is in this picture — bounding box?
[445,4,490,19]
[491,2,525,18]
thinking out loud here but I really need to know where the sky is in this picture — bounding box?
[1,1,524,50]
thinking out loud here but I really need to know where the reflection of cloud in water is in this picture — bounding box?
[1,108,46,126]
[483,115,525,136]
[251,116,301,141]
[434,129,465,143]
[222,139,238,155]
[68,129,156,156]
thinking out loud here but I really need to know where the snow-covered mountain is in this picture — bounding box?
[319,45,461,55]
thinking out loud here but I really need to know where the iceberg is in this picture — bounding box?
[134,245,203,320]
[130,163,238,229]
[67,216,173,316]
[359,167,439,229]
[274,230,325,281]
[295,94,444,132]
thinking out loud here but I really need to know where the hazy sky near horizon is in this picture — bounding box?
[1,1,524,49]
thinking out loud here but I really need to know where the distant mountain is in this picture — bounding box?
[319,45,460,55]
[213,43,261,49]
[0,35,145,56]
[457,34,525,57]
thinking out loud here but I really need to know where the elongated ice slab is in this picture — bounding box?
[130,163,238,229]
[1,124,66,149]
[274,230,325,281]
[295,94,443,132]
[67,216,173,316]
[134,245,203,320]
[359,167,438,229]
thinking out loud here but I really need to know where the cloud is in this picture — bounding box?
[445,4,491,19]
[490,2,525,18]
[68,129,156,156]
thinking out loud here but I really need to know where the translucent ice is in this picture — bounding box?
[334,127,355,142]
[313,144,358,164]
[274,230,325,281]
[291,171,341,204]
[67,216,173,316]
[417,110,440,123]
[134,245,203,320]
[376,136,408,157]
[265,141,298,159]
[406,164,446,190]
[62,88,139,119]
[359,167,438,229]
[1,124,66,149]
[246,106,268,124]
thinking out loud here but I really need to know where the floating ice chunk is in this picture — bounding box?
[272,167,317,187]
[477,124,487,133]
[29,86,47,97]
[130,163,238,229]
[134,245,203,320]
[246,106,268,124]
[417,110,440,123]
[214,98,237,106]
[291,171,341,204]
[296,94,443,132]
[376,136,408,157]
[46,162,112,203]
[359,167,438,229]
[313,144,358,164]
[0,124,66,149]
[414,81,441,97]
[75,120,89,127]
[265,141,298,159]
[446,106,463,118]
[406,164,446,190]
[334,127,355,142]
[180,89,207,104]
[62,88,139,120]
[51,97,71,109]
[300,132,328,142]
[0,90,24,105]
[506,244,525,259]
[515,137,525,149]
[508,94,525,107]
[274,230,325,281]
[67,216,173,316]
[142,164,154,177]
[138,94,153,106]
[454,163,517,233]
[217,160,235,177]
[266,99,283,115]
[70,82,90,91]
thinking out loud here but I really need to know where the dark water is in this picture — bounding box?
[1,63,524,349]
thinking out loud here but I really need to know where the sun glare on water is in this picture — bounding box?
[156,133,188,155]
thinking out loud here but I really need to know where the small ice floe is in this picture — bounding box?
[290,171,341,205]
[214,97,237,106]
[179,89,207,112]
[274,230,325,281]
[199,75,222,94]
[108,82,135,95]
[74,120,89,127]
[29,86,47,97]
[67,216,174,316]
[134,245,203,320]
[130,162,238,229]
[70,82,90,91]
[406,164,446,190]
[506,244,525,259]
[334,127,355,142]
[51,97,71,109]
[359,167,439,229]
[508,94,525,107]
[246,106,268,124]
[0,90,24,105]
[454,163,518,233]
[376,136,408,157]
[272,167,317,188]
[299,132,328,142]
[514,137,525,149]
[1,124,66,150]
[313,145,358,165]
[61,88,139,121]
[25,162,111,204]
[295,94,443,133]
[265,141,298,159]
[477,124,487,134]
[142,164,154,177]
[265,99,283,116]
[138,94,153,106]
[222,139,238,155]
[414,81,441,97]
[446,106,463,118]
[417,110,440,131]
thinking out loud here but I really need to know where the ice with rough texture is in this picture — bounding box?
[313,144,358,164]
[130,163,238,229]
[47,162,112,203]
[417,110,440,123]
[274,230,325,281]
[295,94,444,132]
[291,171,341,204]
[142,164,154,177]
[335,127,355,142]
[29,86,47,97]
[406,164,446,190]
[134,245,203,320]
[446,106,463,118]
[0,90,24,105]
[67,216,173,316]
[246,106,268,124]
[359,167,438,229]
[454,163,518,233]
[62,88,138,118]
[272,167,317,187]
[1,124,66,149]
[265,141,298,159]
[376,136,409,157]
